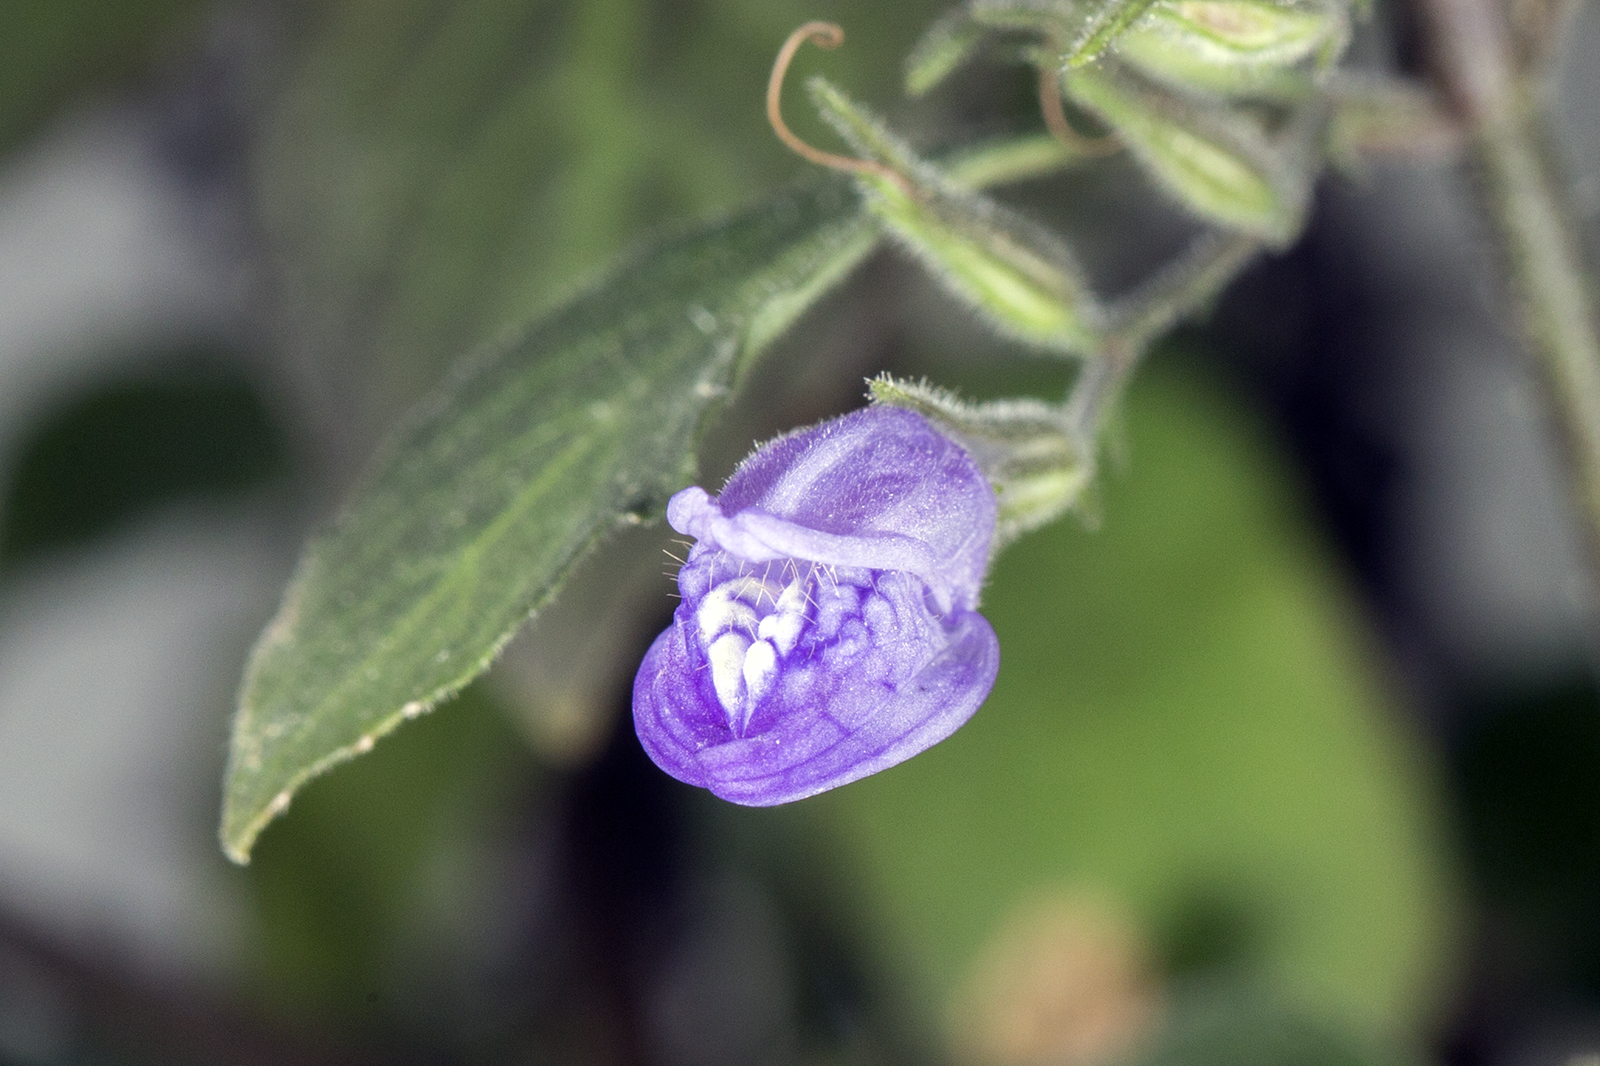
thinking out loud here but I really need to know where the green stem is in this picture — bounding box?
[1064,230,1264,441]
[1418,0,1600,576]
[1324,75,1466,161]
[1112,231,1263,351]
[940,131,1092,189]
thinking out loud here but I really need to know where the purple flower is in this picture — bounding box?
[632,406,1000,805]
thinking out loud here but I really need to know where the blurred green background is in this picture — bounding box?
[0,0,1596,1063]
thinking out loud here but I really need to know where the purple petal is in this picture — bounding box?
[710,406,994,611]
[633,406,1000,805]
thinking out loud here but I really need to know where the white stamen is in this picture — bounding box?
[698,584,759,641]
[758,601,806,654]
[707,632,750,719]
[741,639,779,729]
[776,577,807,613]
[733,575,781,607]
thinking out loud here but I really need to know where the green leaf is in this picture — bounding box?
[252,0,792,428]
[221,180,877,863]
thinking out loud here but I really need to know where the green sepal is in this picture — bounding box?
[904,7,989,96]
[868,374,1093,546]
[905,0,1152,91]
[1062,63,1312,243]
[807,76,1104,357]
[905,0,1342,98]
[939,132,1093,188]
[904,1,1079,97]
[1066,0,1165,66]
[965,0,1159,69]
[1113,39,1315,99]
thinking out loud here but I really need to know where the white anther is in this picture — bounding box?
[698,583,759,641]
[776,577,807,613]
[707,632,750,719]
[742,639,778,722]
[758,606,805,655]
[733,575,783,607]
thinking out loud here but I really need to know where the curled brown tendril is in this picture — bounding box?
[767,22,917,196]
[1038,67,1120,157]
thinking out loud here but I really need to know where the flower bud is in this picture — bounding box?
[632,407,1000,805]
[807,76,1104,356]
[1062,64,1309,242]
[1112,0,1343,97]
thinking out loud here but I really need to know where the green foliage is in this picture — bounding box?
[939,131,1090,187]
[0,0,203,154]
[901,0,1341,243]
[1068,0,1166,66]
[222,180,877,863]
[255,0,893,423]
[0,355,289,566]
[0,0,1505,1055]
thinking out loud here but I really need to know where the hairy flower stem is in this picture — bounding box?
[1418,0,1600,586]
[1064,232,1264,442]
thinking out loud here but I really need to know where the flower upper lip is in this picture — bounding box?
[668,486,963,612]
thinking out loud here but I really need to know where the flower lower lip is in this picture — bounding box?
[634,598,999,805]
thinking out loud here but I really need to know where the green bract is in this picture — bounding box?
[1065,0,1164,65]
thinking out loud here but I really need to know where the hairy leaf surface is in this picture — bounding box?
[222,179,875,862]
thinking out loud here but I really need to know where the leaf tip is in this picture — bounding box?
[219,786,292,865]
